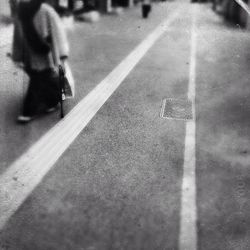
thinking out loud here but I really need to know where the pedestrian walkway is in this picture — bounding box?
[0,1,250,249]
[0,25,13,48]
[0,0,13,47]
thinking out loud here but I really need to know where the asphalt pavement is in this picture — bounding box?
[0,1,250,250]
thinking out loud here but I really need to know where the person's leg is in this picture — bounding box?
[17,73,41,122]
[18,69,61,122]
[22,75,40,117]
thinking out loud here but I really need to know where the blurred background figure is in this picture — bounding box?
[211,0,248,28]
[11,0,69,122]
[9,0,25,62]
[74,0,101,22]
[142,0,151,18]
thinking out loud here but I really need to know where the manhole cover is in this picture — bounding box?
[160,98,193,120]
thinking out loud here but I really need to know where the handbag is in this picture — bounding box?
[62,61,75,99]
[58,62,75,118]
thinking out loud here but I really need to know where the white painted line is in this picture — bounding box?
[160,98,167,118]
[179,5,198,250]
[234,0,250,16]
[0,9,181,231]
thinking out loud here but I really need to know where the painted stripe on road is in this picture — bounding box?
[0,9,181,231]
[179,6,198,250]
[234,0,250,16]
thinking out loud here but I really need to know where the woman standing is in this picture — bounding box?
[12,0,69,122]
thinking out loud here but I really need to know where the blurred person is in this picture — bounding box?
[9,0,23,61]
[142,0,151,18]
[12,0,69,123]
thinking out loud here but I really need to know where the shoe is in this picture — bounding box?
[17,115,33,123]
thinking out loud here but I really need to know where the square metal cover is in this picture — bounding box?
[160,98,193,120]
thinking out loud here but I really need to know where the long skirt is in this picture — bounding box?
[22,69,60,116]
